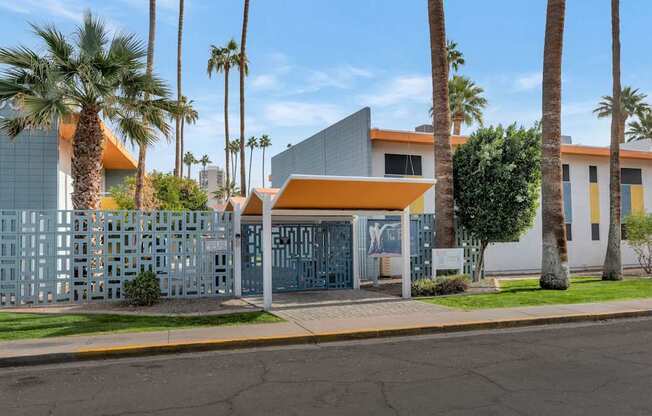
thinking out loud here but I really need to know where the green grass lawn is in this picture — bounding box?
[0,311,283,342]
[421,277,652,310]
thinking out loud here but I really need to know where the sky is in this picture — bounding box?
[1,0,651,188]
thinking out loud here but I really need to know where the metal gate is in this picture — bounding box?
[241,222,353,294]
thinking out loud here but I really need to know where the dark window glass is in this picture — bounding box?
[562,164,570,182]
[591,223,600,241]
[589,166,598,183]
[565,223,572,241]
[622,224,628,240]
[385,154,422,176]
[621,168,642,185]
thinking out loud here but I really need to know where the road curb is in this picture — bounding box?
[2,308,652,368]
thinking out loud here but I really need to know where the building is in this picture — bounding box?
[0,101,137,210]
[271,107,652,274]
[199,165,226,208]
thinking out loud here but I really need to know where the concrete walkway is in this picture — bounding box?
[3,294,652,366]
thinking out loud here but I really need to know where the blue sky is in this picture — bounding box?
[1,0,651,188]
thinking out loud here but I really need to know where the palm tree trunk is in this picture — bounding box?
[180,117,185,170]
[603,0,623,281]
[262,147,266,187]
[540,0,569,290]
[224,68,231,188]
[71,106,104,210]
[239,0,250,197]
[187,162,191,179]
[452,113,463,136]
[247,145,254,191]
[428,0,455,249]
[135,0,157,210]
[174,0,184,177]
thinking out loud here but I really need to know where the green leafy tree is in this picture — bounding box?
[454,124,541,281]
[258,134,272,187]
[623,213,652,274]
[626,112,652,142]
[110,172,208,211]
[0,13,167,209]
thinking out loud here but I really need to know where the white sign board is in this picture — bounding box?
[205,239,227,252]
[432,248,465,277]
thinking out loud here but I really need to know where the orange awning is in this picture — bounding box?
[240,188,280,215]
[224,196,246,212]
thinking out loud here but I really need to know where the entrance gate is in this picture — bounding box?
[241,222,353,294]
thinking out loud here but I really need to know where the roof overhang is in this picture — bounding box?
[237,175,435,216]
[224,196,246,212]
[59,115,138,170]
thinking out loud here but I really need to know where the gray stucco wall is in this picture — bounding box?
[271,107,372,187]
[104,169,136,192]
[0,105,59,209]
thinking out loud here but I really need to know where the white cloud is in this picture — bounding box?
[251,74,281,91]
[514,72,542,91]
[358,75,431,107]
[293,65,374,94]
[263,101,343,127]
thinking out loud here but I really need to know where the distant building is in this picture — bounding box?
[271,107,652,275]
[0,101,136,210]
[199,165,226,208]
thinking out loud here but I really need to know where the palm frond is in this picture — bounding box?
[31,23,72,63]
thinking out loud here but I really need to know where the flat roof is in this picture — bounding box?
[370,128,652,161]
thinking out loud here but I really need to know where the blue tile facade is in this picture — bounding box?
[0,104,59,209]
[271,107,372,187]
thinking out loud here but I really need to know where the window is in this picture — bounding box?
[621,168,644,226]
[562,164,570,182]
[565,223,572,241]
[589,166,600,240]
[562,164,572,238]
[591,223,600,241]
[589,165,598,183]
[385,154,422,176]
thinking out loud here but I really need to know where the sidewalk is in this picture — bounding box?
[3,296,652,367]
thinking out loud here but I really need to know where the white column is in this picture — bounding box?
[401,207,411,299]
[233,205,242,297]
[262,194,273,310]
[352,216,360,289]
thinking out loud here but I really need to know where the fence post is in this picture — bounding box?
[352,215,360,289]
[233,207,242,297]
[401,207,411,298]
[262,194,273,310]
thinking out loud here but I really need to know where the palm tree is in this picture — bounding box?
[594,87,650,144]
[627,112,652,141]
[183,151,196,179]
[177,95,198,159]
[229,139,241,182]
[258,134,271,187]
[213,181,239,202]
[174,0,185,177]
[239,0,250,197]
[428,0,455,249]
[135,0,158,210]
[429,76,487,136]
[246,136,258,191]
[199,154,211,174]
[207,39,241,190]
[446,40,465,74]
[540,0,569,290]
[602,0,623,281]
[0,13,163,209]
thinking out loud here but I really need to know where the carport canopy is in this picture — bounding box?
[229,175,435,310]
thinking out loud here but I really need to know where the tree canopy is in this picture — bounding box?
[110,172,208,211]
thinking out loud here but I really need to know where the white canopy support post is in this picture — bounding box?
[401,207,411,299]
[352,215,360,289]
[262,193,273,310]
[233,204,242,297]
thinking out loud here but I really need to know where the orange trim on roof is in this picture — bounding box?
[58,115,138,169]
[224,196,246,212]
[371,128,652,160]
[241,189,279,215]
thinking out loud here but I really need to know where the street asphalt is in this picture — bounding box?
[3,317,652,415]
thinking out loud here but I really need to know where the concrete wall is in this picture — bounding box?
[0,104,59,209]
[104,169,135,192]
[271,107,372,187]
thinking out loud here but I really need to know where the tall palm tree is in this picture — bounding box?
[246,135,258,191]
[213,181,239,202]
[602,0,623,281]
[540,0,569,290]
[258,134,271,187]
[0,13,163,209]
[446,40,465,74]
[135,0,158,210]
[229,139,241,182]
[207,39,242,191]
[594,87,650,144]
[429,76,487,136]
[183,151,196,179]
[239,0,250,197]
[627,112,652,141]
[174,0,185,177]
[199,154,211,174]
[177,95,198,159]
[428,0,455,249]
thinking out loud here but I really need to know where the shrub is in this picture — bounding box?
[123,271,161,306]
[624,213,652,274]
[412,275,470,297]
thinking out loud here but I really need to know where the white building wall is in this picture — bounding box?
[57,137,73,210]
[371,141,652,275]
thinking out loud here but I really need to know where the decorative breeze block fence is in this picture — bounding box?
[0,210,233,307]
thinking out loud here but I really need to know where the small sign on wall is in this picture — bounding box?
[432,248,464,277]
[205,238,227,253]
